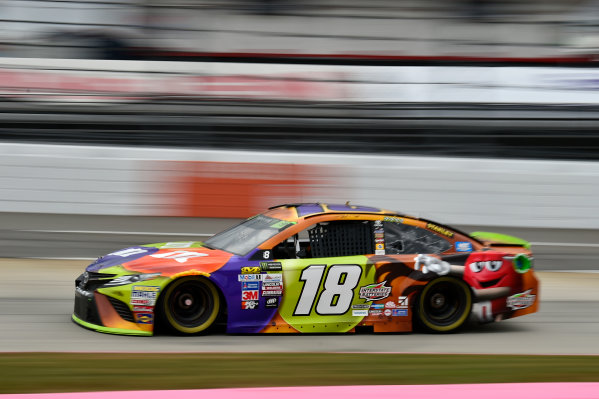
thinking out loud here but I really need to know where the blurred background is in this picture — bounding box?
[0,0,598,263]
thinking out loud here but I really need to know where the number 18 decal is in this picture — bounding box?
[294,264,362,316]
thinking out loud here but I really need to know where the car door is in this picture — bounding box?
[273,219,379,333]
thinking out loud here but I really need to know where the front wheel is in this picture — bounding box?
[158,277,220,335]
[415,277,472,333]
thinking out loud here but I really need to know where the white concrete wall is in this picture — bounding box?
[1,142,598,229]
[0,58,598,104]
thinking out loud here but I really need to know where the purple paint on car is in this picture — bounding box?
[296,204,325,217]
[86,246,159,272]
[327,204,381,213]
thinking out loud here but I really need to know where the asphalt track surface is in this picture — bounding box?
[1,213,598,354]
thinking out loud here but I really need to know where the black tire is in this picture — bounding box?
[415,277,472,333]
[158,277,221,335]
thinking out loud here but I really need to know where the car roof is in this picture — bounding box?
[268,203,405,219]
[266,203,480,244]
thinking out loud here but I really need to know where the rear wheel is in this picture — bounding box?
[158,277,220,335]
[415,277,472,333]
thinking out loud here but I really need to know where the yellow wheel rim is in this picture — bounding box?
[418,277,472,332]
[163,277,220,334]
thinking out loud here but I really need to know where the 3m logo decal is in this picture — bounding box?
[242,290,259,301]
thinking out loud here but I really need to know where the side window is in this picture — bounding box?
[384,222,451,254]
[309,221,374,258]
[273,220,374,259]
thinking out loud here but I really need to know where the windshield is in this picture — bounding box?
[204,214,296,256]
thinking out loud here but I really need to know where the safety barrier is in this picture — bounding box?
[2,142,598,229]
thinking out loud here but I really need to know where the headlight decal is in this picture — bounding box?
[104,273,162,287]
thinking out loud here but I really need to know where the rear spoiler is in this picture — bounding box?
[469,231,531,249]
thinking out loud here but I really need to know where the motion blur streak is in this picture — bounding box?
[1,0,597,59]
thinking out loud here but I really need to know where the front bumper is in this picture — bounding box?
[73,280,154,336]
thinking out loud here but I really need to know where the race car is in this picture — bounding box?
[72,203,539,336]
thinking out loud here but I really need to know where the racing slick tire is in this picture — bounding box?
[415,276,472,333]
[158,277,221,335]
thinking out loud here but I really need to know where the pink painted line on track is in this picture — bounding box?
[2,383,599,399]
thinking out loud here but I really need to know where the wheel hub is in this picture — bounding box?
[430,293,446,309]
[179,293,194,309]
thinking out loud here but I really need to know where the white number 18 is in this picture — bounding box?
[294,264,362,316]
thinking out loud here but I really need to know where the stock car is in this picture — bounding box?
[73,203,539,336]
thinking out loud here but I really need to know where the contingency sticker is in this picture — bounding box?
[373,220,385,255]
[507,290,536,310]
[359,281,391,301]
[130,286,160,306]
[134,312,154,324]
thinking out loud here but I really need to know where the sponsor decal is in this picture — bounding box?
[262,282,283,297]
[242,281,260,290]
[130,286,160,306]
[131,298,155,306]
[384,309,392,317]
[262,273,283,282]
[271,220,295,229]
[374,232,385,238]
[352,309,369,317]
[375,238,385,243]
[375,243,385,250]
[241,290,259,301]
[383,216,404,223]
[261,290,283,297]
[359,281,392,301]
[132,285,160,292]
[397,296,409,308]
[242,300,259,310]
[507,290,536,310]
[262,282,283,288]
[455,241,473,252]
[132,306,154,312]
[374,220,383,227]
[426,223,454,238]
[352,304,371,310]
[260,261,283,271]
[265,297,279,308]
[392,309,408,317]
[75,286,93,298]
[238,274,262,281]
[370,304,384,309]
[375,250,386,255]
[241,266,261,274]
[369,310,383,316]
[385,301,396,309]
[134,312,154,324]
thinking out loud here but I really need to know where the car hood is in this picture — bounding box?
[86,242,234,277]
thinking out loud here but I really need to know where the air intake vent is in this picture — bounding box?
[106,296,135,322]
